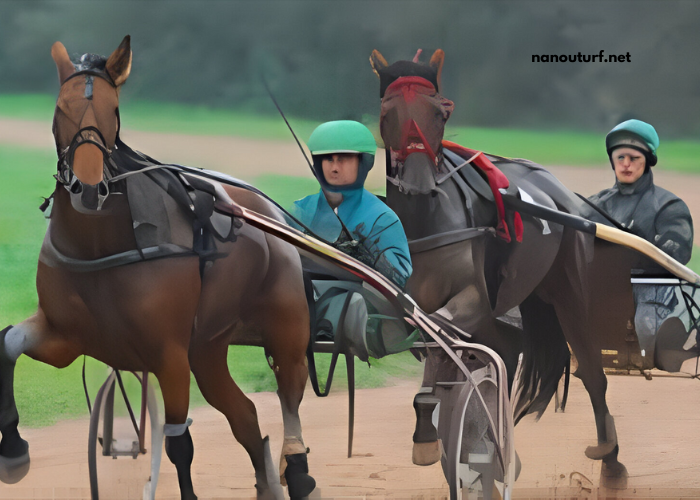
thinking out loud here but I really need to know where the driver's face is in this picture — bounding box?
[612,147,647,184]
[321,153,360,186]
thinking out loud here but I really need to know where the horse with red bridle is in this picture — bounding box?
[371,48,639,489]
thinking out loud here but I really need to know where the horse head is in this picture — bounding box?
[370,49,454,194]
[51,36,131,207]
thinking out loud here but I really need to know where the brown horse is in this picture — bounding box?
[370,49,640,489]
[0,36,315,500]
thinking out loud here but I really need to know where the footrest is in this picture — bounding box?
[110,439,141,458]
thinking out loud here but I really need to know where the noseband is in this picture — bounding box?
[55,70,120,213]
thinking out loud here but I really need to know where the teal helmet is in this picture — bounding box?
[307,120,377,192]
[605,119,659,167]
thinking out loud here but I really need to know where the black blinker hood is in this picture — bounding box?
[379,61,439,98]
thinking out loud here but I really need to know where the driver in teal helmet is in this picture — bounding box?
[589,119,693,264]
[589,119,694,368]
[292,120,412,288]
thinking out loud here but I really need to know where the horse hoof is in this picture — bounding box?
[412,440,441,466]
[284,453,316,499]
[0,450,30,484]
[601,459,628,490]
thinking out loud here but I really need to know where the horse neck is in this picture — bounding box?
[48,187,137,260]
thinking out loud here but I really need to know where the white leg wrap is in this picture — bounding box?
[4,325,33,363]
[163,418,192,437]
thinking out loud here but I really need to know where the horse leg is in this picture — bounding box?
[549,292,629,488]
[0,325,28,484]
[0,311,82,484]
[189,338,283,500]
[156,347,198,500]
[266,340,315,499]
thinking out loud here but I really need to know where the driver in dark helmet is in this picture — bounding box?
[589,119,695,368]
[589,119,693,264]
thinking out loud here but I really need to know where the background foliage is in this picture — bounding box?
[2,1,700,137]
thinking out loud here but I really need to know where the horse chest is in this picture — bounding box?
[47,189,137,260]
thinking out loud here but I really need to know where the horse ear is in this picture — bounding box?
[51,42,75,85]
[106,35,132,87]
[370,50,389,78]
[429,49,445,91]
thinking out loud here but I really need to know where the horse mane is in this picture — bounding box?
[74,53,107,72]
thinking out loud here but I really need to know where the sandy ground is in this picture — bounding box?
[1,375,700,499]
[2,118,700,499]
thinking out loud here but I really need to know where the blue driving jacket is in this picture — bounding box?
[292,187,413,288]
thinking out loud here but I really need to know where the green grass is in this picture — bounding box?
[3,93,700,172]
[445,126,700,173]
[0,93,321,143]
[0,144,421,428]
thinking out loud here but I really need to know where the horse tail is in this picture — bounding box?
[512,292,570,425]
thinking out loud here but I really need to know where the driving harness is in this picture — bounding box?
[41,68,244,273]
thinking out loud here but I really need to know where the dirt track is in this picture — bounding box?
[2,119,700,499]
[1,375,700,499]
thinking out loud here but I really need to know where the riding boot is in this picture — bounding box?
[0,325,30,484]
[411,390,441,466]
[165,428,197,500]
[284,452,316,499]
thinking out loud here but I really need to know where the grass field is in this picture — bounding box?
[4,94,700,172]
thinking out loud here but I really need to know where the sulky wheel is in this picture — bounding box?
[88,370,162,500]
[440,364,502,500]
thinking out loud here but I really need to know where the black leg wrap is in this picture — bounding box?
[284,452,316,499]
[165,429,198,500]
[412,394,439,443]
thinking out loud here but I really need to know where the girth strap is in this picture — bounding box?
[408,227,494,254]
[39,227,196,273]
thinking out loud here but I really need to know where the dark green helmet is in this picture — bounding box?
[308,120,376,192]
[606,119,659,167]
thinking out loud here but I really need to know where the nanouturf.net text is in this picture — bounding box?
[532,50,630,63]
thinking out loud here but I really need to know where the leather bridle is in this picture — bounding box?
[54,69,121,213]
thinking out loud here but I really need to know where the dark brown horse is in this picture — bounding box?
[370,49,641,488]
[0,36,315,500]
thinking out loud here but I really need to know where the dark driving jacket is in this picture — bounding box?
[589,170,693,264]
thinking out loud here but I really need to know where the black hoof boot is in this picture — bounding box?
[284,453,316,499]
[165,429,197,500]
[412,392,441,466]
[0,425,29,484]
